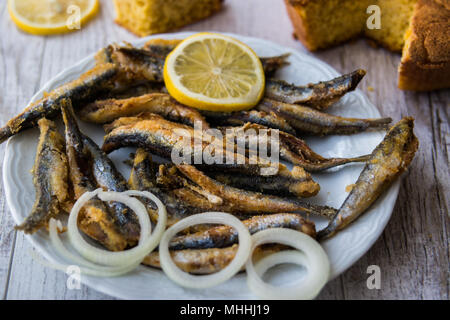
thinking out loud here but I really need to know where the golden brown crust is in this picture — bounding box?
[398,0,450,90]
[285,0,316,51]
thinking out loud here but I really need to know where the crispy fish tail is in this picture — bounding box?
[318,117,419,240]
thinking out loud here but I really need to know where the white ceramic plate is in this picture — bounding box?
[3,32,399,300]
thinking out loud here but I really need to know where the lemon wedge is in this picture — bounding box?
[8,0,99,36]
[164,33,265,112]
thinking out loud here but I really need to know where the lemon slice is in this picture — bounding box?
[8,0,99,36]
[164,33,265,112]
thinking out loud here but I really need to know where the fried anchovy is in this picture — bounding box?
[67,100,140,244]
[200,109,297,135]
[142,38,290,77]
[102,115,320,197]
[169,214,316,250]
[101,82,167,100]
[99,44,165,83]
[175,164,336,218]
[61,99,133,250]
[0,63,118,144]
[142,38,182,58]
[129,149,220,228]
[265,69,366,110]
[15,119,71,233]
[79,93,209,128]
[204,167,319,198]
[257,98,392,135]
[103,113,154,134]
[317,117,419,240]
[222,123,371,172]
[143,244,286,274]
[83,136,140,244]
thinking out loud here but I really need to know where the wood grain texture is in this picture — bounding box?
[0,0,448,300]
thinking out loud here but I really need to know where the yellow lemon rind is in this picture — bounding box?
[8,0,99,36]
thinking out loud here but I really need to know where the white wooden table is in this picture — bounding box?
[0,0,448,300]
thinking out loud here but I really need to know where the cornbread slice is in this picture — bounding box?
[285,0,416,51]
[285,0,368,51]
[398,0,450,90]
[113,0,224,37]
[285,0,450,91]
[365,0,417,52]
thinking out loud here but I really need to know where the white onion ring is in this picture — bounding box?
[48,219,141,277]
[39,189,167,277]
[246,228,330,300]
[159,212,252,289]
[67,189,166,266]
[253,250,309,278]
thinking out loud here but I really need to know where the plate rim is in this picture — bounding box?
[2,31,400,299]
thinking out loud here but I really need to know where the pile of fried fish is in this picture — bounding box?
[1,39,418,274]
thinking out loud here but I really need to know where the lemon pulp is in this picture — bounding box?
[164,33,265,112]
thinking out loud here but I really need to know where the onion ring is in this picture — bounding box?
[159,212,252,289]
[253,250,309,278]
[41,189,167,277]
[48,219,141,277]
[245,228,330,300]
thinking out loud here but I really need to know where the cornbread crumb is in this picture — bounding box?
[367,86,374,92]
[113,0,224,37]
[345,184,356,192]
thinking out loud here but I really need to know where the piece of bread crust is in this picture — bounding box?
[398,0,450,91]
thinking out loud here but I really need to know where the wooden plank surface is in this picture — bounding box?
[0,0,448,300]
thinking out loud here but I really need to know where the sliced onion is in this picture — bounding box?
[67,189,166,266]
[39,189,167,277]
[48,219,141,277]
[159,212,252,289]
[253,250,309,277]
[245,228,330,300]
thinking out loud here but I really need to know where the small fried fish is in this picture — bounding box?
[80,93,209,128]
[143,244,286,275]
[102,114,321,198]
[265,69,366,110]
[257,98,392,135]
[142,38,290,77]
[223,123,371,172]
[129,149,214,228]
[175,164,336,218]
[15,119,71,233]
[61,99,134,250]
[200,109,297,135]
[169,213,316,250]
[0,63,118,144]
[318,117,419,240]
